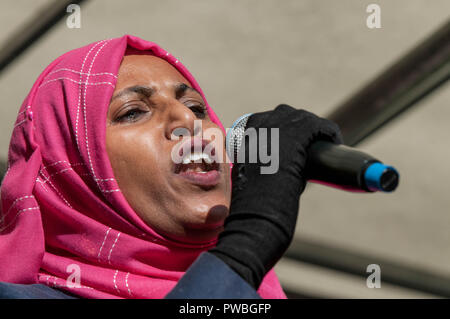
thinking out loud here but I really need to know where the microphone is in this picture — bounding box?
[226,113,399,193]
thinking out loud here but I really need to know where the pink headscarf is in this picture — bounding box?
[0,35,286,299]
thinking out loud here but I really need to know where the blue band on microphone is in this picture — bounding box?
[364,162,399,192]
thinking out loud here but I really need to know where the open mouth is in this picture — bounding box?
[174,153,220,174]
[173,138,222,187]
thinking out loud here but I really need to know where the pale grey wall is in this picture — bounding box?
[1,0,449,296]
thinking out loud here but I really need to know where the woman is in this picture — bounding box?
[0,35,342,299]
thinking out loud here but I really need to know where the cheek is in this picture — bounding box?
[105,127,165,193]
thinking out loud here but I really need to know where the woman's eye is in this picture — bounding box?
[188,105,207,119]
[116,108,149,123]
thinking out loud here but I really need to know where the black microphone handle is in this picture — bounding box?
[305,141,385,192]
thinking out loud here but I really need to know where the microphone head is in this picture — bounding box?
[226,113,252,162]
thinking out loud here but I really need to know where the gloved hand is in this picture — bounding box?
[209,104,343,289]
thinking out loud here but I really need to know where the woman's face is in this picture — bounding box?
[106,54,231,244]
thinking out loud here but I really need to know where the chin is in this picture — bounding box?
[187,194,229,222]
[175,200,229,244]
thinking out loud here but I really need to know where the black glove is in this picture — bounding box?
[209,104,343,289]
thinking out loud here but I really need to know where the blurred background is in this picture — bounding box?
[0,0,449,298]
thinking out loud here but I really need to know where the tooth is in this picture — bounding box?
[202,153,213,164]
[181,151,215,167]
[191,152,202,162]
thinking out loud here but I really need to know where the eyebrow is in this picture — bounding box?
[174,83,202,99]
[110,83,202,102]
[110,85,155,102]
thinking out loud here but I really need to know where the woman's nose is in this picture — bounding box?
[165,101,202,140]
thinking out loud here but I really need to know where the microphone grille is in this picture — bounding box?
[226,113,252,162]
